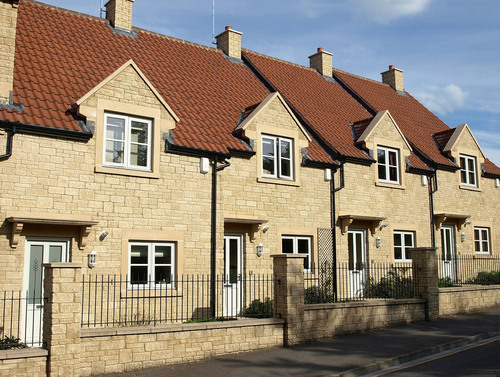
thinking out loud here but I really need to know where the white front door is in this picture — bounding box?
[440,226,456,281]
[23,239,70,347]
[348,229,367,298]
[223,235,243,317]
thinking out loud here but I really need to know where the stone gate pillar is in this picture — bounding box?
[43,263,82,377]
[271,254,305,346]
[412,247,439,320]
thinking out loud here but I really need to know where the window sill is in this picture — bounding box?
[95,165,160,179]
[473,253,493,258]
[459,184,481,192]
[375,181,405,190]
[257,177,300,187]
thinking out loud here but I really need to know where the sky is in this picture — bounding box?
[38,0,500,166]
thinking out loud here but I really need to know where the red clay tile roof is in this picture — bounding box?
[243,50,373,162]
[483,159,500,177]
[433,129,455,151]
[5,0,334,164]
[333,69,456,169]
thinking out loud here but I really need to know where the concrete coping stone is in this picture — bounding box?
[305,299,426,311]
[439,285,500,293]
[81,318,285,338]
[0,347,48,360]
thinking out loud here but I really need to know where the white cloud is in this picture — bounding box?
[414,84,469,116]
[349,0,432,24]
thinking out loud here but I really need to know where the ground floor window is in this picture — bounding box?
[129,242,176,286]
[474,227,491,254]
[393,231,414,262]
[281,236,312,272]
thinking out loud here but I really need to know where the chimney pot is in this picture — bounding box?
[318,47,324,52]
[389,65,395,70]
[225,26,233,31]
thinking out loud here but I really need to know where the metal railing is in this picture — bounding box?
[0,291,43,348]
[81,273,274,328]
[304,262,417,303]
[438,254,500,287]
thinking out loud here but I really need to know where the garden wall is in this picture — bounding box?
[0,348,47,376]
[303,299,426,341]
[439,285,500,316]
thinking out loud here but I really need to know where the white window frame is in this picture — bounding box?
[103,113,153,171]
[262,135,294,180]
[393,231,414,262]
[377,146,400,184]
[281,236,311,272]
[459,154,477,187]
[128,241,176,288]
[474,227,490,254]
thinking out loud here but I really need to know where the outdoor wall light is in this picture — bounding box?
[88,249,97,268]
[257,243,264,257]
[421,175,428,186]
[376,236,381,248]
[200,157,210,174]
[99,230,109,241]
[461,232,466,243]
[324,168,332,181]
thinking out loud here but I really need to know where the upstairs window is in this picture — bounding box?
[474,227,490,254]
[459,154,477,187]
[104,113,152,171]
[377,146,400,184]
[262,135,293,180]
[281,236,311,272]
[393,231,414,262]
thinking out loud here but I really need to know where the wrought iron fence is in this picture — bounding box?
[438,254,500,287]
[0,291,43,348]
[81,273,274,328]
[304,262,417,303]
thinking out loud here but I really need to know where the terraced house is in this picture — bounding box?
[0,0,499,347]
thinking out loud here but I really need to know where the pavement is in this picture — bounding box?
[108,305,500,377]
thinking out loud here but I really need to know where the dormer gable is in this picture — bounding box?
[235,92,312,186]
[356,110,412,188]
[441,123,485,160]
[235,92,311,143]
[75,59,179,124]
[74,59,178,179]
[357,110,412,152]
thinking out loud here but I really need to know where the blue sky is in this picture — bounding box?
[40,0,500,166]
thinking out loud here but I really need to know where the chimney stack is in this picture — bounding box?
[0,1,19,103]
[381,65,404,92]
[216,26,242,59]
[105,0,135,32]
[309,47,333,77]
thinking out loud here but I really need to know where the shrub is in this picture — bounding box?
[0,336,27,350]
[467,270,500,285]
[245,298,273,318]
[363,267,413,299]
[438,277,455,287]
[305,285,334,304]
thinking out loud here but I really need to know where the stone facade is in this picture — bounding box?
[439,286,500,316]
[216,26,242,59]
